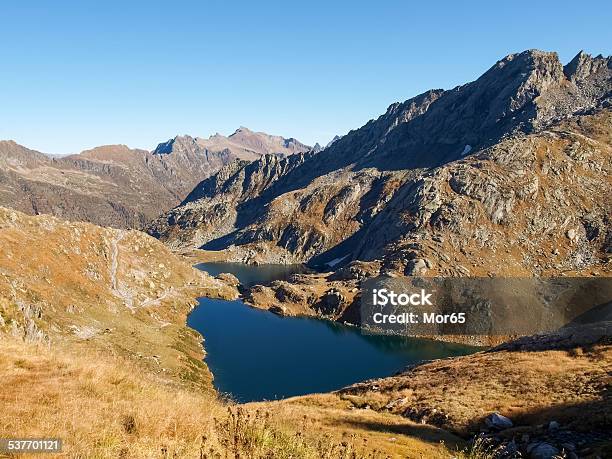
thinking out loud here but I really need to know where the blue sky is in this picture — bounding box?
[1,1,610,154]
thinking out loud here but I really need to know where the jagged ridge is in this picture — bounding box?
[148,50,612,277]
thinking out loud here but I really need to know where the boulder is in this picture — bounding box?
[548,420,560,430]
[484,412,513,430]
[527,442,559,459]
[316,289,346,315]
[405,258,429,275]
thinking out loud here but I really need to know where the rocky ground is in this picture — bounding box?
[0,208,468,457]
[1,207,610,457]
[148,52,611,339]
[2,48,611,458]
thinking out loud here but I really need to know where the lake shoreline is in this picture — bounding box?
[190,262,479,403]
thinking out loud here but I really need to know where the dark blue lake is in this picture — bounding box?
[194,262,312,287]
[189,263,477,402]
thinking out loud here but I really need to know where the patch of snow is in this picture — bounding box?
[327,254,349,268]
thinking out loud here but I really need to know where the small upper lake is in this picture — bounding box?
[195,262,312,287]
[190,262,478,403]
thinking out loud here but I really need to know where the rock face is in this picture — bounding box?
[149,50,611,279]
[0,128,310,229]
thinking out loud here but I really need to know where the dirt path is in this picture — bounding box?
[110,230,125,291]
[109,231,134,310]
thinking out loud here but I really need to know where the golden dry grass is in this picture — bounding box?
[0,337,464,458]
[0,338,221,458]
[338,343,612,435]
[0,207,238,390]
[247,394,466,459]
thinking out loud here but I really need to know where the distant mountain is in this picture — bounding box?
[325,135,341,149]
[0,142,179,228]
[148,50,611,280]
[153,127,310,160]
[0,128,310,228]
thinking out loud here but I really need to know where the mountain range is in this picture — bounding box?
[1,48,611,457]
[147,50,611,276]
[0,128,311,228]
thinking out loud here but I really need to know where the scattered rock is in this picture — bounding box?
[527,442,559,459]
[485,412,513,430]
[217,272,240,287]
[269,305,288,316]
[548,420,560,431]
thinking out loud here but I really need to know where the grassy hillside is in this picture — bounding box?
[0,207,609,457]
[0,208,464,457]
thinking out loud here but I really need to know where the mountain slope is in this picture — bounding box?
[0,142,184,228]
[333,321,611,456]
[0,128,310,228]
[0,206,237,386]
[2,207,608,457]
[148,50,611,277]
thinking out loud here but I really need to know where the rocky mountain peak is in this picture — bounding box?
[327,135,341,145]
[344,49,612,169]
[464,50,565,128]
[231,126,252,136]
[563,50,612,83]
[0,140,50,167]
[153,128,309,160]
[148,49,611,274]
[152,135,198,155]
[76,144,145,161]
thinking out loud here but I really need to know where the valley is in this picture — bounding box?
[0,47,611,458]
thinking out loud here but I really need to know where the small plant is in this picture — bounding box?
[122,414,137,434]
[203,406,369,459]
[457,436,512,459]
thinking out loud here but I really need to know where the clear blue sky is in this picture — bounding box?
[1,1,610,154]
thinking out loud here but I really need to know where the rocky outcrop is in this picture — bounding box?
[147,152,314,250]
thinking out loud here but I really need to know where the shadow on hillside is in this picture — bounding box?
[465,397,611,437]
[200,230,241,251]
[341,418,465,448]
[490,306,611,354]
